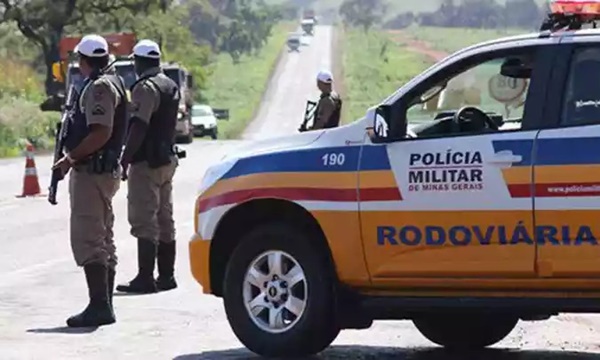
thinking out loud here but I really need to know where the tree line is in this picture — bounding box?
[339,0,551,31]
[0,0,283,96]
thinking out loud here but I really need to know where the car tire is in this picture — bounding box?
[413,313,518,350]
[210,129,218,140]
[223,223,340,358]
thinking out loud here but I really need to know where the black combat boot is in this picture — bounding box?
[107,267,116,317]
[66,263,116,328]
[156,241,177,291]
[116,238,158,294]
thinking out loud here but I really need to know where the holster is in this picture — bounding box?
[147,142,175,169]
[82,150,120,175]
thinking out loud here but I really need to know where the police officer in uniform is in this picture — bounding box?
[52,34,128,327]
[310,70,342,130]
[117,40,180,294]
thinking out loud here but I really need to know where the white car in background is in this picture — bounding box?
[191,104,219,140]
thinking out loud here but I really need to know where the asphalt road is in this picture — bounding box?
[1,25,600,359]
[242,25,332,140]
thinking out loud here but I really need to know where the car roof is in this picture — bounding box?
[466,27,600,53]
[193,104,212,110]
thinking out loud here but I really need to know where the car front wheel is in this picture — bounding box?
[223,223,340,358]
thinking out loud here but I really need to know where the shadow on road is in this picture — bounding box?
[174,347,600,360]
[113,292,151,297]
[26,326,98,334]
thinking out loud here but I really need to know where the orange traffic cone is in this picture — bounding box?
[17,142,41,197]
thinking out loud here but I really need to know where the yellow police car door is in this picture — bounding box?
[533,44,600,278]
[359,45,554,283]
[360,133,537,281]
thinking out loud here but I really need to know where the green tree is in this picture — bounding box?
[218,0,280,62]
[78,0,212,96]
[339,0,387,32]
[132,3,212,96]
[0,0,165,95]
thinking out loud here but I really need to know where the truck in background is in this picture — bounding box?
[40,32,137,112]
[163,62,195,144]
[303,8,317,23]
[40,33,197,144]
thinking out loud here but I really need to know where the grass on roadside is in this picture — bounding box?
[340,28,434,124]
[203,22,294,139]
[405,25,528,54]
[0,58,57,157]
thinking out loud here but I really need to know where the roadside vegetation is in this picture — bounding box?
[0,0,296,156]
[340,29,433,124]
[328,0,553,124]
[204,22,293,139]
[404,26,525,54]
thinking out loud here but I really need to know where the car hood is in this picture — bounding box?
[198,118,377,200]
[222,130,326,161]
[191,115,216,125]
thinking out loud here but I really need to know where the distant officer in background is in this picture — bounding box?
[51,34,128,327]
[310,70,342,130]
[117,39,180,294]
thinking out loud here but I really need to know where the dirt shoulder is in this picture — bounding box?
[387,30,448,62]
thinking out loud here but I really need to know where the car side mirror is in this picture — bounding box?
[367,104,391,143]
[213,108,230,121]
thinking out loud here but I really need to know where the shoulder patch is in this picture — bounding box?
[93,88,104,101]
[91,80,110,100]
[91,104,106,116]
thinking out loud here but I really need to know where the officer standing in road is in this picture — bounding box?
[117,39,180,294]
[51,34,128,328]
[310,69,342,130]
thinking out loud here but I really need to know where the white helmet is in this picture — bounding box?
[74,34,109,57]
[132,39,161,59]
[316,69,333,84]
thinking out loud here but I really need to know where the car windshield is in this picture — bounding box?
[407,56,531,128]
[115,64,136,89]
[67,67,84,90]
[68,64,137,90]
[164,68,181,87]
[192,107,212,116]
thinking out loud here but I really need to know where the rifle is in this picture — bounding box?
[298,100,317,132]
[48,85,77,205]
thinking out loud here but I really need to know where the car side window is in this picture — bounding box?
[405,51,536,136]
[561,47,600,126]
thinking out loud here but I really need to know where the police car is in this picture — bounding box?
[190,1,600,357]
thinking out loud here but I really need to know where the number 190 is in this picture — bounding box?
[322,153,345,166]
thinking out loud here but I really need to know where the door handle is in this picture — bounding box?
[486,150,522,167]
